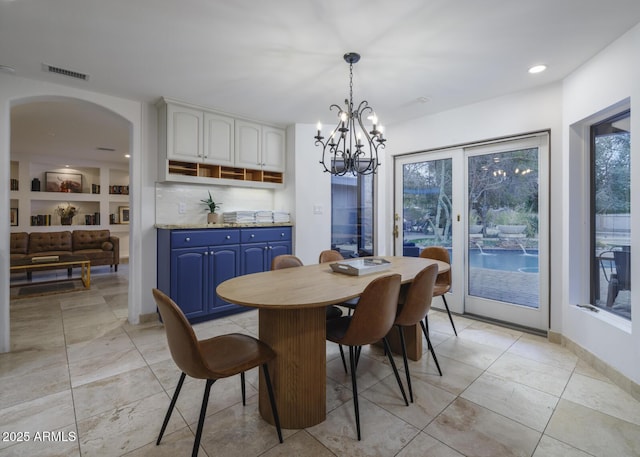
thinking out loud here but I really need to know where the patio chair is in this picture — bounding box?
[599,247,631,308]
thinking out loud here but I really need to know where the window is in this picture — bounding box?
[591,110,631,320]
[331,173,374,257]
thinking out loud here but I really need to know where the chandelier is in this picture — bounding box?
[314,52,386,176]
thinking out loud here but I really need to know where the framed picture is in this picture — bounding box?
[119,206,130,224]
[10,207,18,226]
[45,171,83,193]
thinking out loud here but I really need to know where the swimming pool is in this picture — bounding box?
[468,249,539,273]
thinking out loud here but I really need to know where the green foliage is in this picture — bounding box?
[200,191,222,213]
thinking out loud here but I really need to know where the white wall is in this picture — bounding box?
[380,83,564,330]
[562,23,640,383]
[284,124,332,265]
[0,73,149,352]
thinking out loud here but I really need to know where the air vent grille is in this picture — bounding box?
[96,147,116,152]
[42,63,89,81]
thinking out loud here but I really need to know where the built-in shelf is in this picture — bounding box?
[167,160,284,185]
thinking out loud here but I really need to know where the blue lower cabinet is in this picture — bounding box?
[157,226,292,323]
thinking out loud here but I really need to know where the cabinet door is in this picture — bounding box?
[261,126,285,172]
[167,104,203,161]
[240,243,268,275]
[235,120,262,169]
[267,241,292,270]
[203,112,234,166]
[170,247,208,319]
[209,245,240,312]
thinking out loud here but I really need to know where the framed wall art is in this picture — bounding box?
[10,207,18,226]
[119,206,130,224]
[45,171,83,193]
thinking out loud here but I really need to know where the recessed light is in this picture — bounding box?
[124,154,131,159]
[528,64,547,74]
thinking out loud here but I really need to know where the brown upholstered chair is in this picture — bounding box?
[272,254,344,321]
[152,289,282,457]
[420,246,457,335]
[394,264,442,402]
[326,274,408,440]
[318,249,344,263]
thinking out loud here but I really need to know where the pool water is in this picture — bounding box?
[468,249,539,273]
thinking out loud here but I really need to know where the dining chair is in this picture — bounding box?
[420,246,457,335]
[394,264,442,403]
[273,254,344,320]
[151,288,283,457]
[326,273,409,440]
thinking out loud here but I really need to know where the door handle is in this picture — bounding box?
[393,224,399,239]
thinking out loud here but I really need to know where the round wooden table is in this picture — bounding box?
[216,256,448,429]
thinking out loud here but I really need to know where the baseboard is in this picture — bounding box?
[138,312,159,324]
[559,334,640,403]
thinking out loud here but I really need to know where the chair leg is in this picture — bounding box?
[348,346,362,441]
[441,295,457,336]
[157,372,186,445]
[420,320,443,376]
[338,344,348,373]
[382,337,409,407]
[192,379,215,457]
[240,372,246,406]
[396,326,413,403]
[262,364,283,443]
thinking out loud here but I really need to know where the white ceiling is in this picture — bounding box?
[3,0,640,162]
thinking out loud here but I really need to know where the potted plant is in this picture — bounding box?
[55,203,78,225]
[201,191,222,224]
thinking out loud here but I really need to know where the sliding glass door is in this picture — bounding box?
[395,134,549,331]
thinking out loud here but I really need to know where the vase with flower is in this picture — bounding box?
[56,203,78,225]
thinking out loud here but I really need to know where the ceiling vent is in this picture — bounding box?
[42,63,89,81]
[96,147,116,152]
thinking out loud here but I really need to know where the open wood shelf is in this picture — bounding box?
[167,160,283,185]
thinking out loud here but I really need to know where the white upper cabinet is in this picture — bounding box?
[262,126,285,172]
[203,112,234,166]
[235,120,285,172]
[166,104,203,162]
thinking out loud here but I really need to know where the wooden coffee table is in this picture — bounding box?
[10,255,91,290]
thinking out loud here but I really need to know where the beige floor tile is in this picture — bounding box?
[461,372,559,431]
[432,336,505,370]
[573,358,612,382]
[0,390,75,451]
[0,347,67,379]
[488,351,572,396]
[365,372,456,429]
[396,432,464,457]
[458,320,523,350]
[409,353,484,396]
[197,400,290,457]
[124,324,171,365]
[72,366,165,420]
[532,435,593,457]
[425,397,540,457]
[0,360,70,410]
[307,396,420,456]
[546,399,640,457]
[68,345,147,388]
[259,430,336,457]
[0,424,80,457]
[77,391,186,457]
[122,426,201,457]
[562,373,640,425]
[507,334,578,371]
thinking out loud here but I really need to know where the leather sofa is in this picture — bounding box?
[10,229,120,270]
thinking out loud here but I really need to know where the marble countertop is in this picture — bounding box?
[155,222,293,229]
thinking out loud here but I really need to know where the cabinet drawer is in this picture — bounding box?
[171,229,240,248]
[240,227,291,243]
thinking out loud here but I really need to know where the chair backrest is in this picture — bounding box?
[152,288,210,379]
[394,264,438,327]
[613,250,631,289]
[318,250,344,263]
[271,254,303,270]
[420,246,451,288]
[340,274,401,346]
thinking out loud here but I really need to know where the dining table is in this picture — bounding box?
[216,255,449,429]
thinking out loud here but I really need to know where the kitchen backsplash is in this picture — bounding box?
[155,182,276,225]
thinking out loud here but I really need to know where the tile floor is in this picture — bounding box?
[2,265,640,456]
